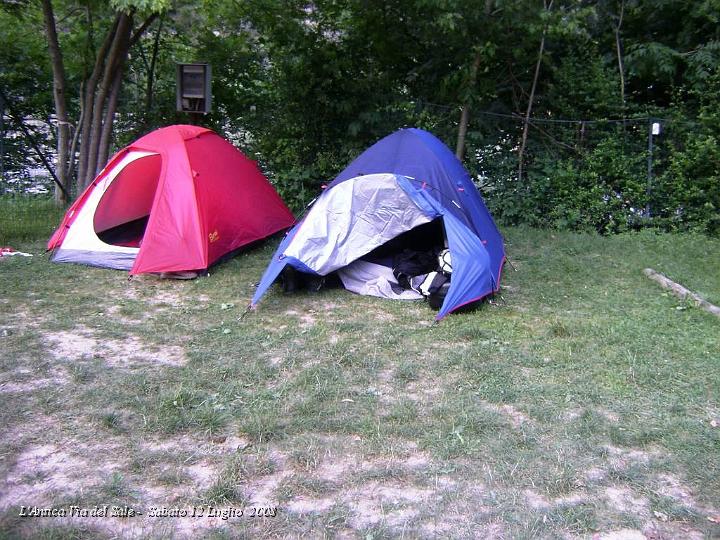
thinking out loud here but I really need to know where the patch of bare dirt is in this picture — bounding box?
[142,433,251,457]
[524,489,551,510]
[122,283,203,309]
[416,493,500,538]
[584,466,607,483]
[404,380,442,403]
[252,436,445,533]
[267,355,283,366]
[602,444,659,469]
[148,289,184,307]
[499,403,532,428]
[245,468,295,505]
[642,519,706,540]
[372,310,397,323]
[561,408,583,422]
[285,496,335,514]
[45,325,187,367]
[141,483,187,504]
[343,481,433,529]
[0,444,114,508]
[655,473,695,506]
[604,486,649,516]
[299,312,317,329]
[2,427,265,537]
[2,310,43,332]
[593,529,646,540]
[312,453,359,483]
[0,366,69,394]
[103,304,145,325]
[282,308,319,330]
[523,489,589,511]
[653,472,719,520]
[597,408,620,423]
[480,401,532,429]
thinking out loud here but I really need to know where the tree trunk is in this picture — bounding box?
[614,0,626,114]
[97,71,123,169]
[0,92,5,182]
[41,3,160,196]
[518,0,553,185]
[455,0,493,160]
[66,82,84,182]
[455,51,481,160]
[77,13,121,192]
[41,0,69,205]
[83,11,133,186]
[145,14,164,117]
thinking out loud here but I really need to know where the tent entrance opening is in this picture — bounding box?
[93,154,161,248]
[336,218,448,300]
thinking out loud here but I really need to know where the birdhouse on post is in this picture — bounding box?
[176,63,212,114]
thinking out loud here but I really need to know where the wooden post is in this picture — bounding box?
[0,91,4,183]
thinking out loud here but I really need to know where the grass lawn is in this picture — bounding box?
[0,221,718,539]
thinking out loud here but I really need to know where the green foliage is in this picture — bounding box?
[625,42,681,83]
[545,47,624,118]
[110,0,170,13]
[483,116,719,236]
[650,69,720,235]
[0,8,54,184]
[656,133,720,235]
[2,0,719,235]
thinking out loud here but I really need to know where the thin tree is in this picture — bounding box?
[80,9,158,190]
[41,0,161,196]
[144,14,164,119]
[518,0,553,184]
[613,0,626,113]
[455,0,493,160]
[41,0,70,205]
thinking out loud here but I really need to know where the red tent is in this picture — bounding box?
[48,125,294,275]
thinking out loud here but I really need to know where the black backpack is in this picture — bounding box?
[392,249,439,288]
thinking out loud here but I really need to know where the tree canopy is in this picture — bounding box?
[1,0,718,234]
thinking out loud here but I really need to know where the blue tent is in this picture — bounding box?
[251,128,505,320]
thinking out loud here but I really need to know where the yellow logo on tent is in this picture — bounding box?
[209,230,219,243]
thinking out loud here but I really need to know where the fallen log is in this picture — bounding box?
[643,268,720,318]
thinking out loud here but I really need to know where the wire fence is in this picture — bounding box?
[403,101,714,233]
[1,100,716,235]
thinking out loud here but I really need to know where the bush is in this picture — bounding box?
[483,132,649,234]
[655,133,720,235]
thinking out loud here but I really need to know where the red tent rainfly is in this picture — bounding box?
[48,125,294,275]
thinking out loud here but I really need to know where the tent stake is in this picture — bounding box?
[239,305,253,320]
